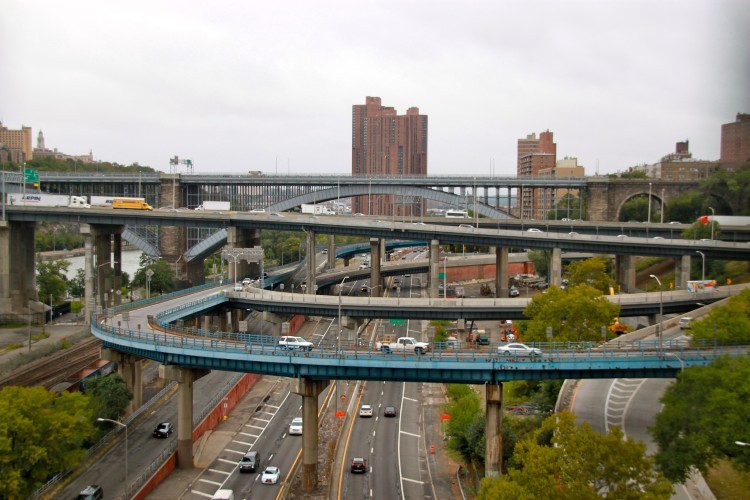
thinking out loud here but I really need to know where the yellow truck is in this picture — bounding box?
[112,197,153,210]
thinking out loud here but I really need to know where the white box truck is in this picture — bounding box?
[301,203,326,215]
[7,193,90,208]
[210,490,234,500]
[196,201,231,211]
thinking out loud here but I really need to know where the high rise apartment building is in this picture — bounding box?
[517,131,558,219]
[352,96,428,216]
[721,113,750,163]
[0,121,33,162]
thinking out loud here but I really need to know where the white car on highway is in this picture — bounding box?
[289,417,303,435]
[261,466,280,484]
[497,343,542,357]
[278,336,313,351]
[359,404,373,418]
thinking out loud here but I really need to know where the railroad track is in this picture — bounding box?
[0,337,102,389]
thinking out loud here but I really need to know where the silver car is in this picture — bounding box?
[497,343,542,357]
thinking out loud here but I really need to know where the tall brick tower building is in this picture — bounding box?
[352,97,428,216]
[517,130,557,218]
[721,113,750,163]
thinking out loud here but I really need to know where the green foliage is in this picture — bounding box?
[619,195,660,222]
[36,259,70,304]
[0,386,97,498]
[699,162,750,216]
[651,357,750,482]
[10,156,155,173]
[664,192,705,223]
[68,268,85,298]
[483,411,672,499]
[505,380,563,414]
[34,222,84,253]
[131,259,175,294]
[690,289,750,342]
[430,320,451,342]
[527,250,550,278]
[564,256,612,294]
[523,285,620,342]
[681,221,719,241]
[444,385,485,463]
[614,170,650,179]
[85,374,132,422]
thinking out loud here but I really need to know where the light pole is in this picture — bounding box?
[337,276,349,414]
[696,251,706,281]
[736,441,750,447]
[97,418,127,485]
[647,182,652,223]
[443,255,447,299]
[708,206,715,240]
[650,274,663,355]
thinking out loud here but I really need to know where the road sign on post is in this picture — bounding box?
[24,168,39,184]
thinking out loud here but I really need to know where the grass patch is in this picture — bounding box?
[2,343,24,353]
[31,331,50,342]
[0,322,27,329]
[705,459,750,500]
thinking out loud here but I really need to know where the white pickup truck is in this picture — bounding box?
[376,336,430,355]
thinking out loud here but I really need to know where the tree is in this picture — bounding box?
[564,256,612,294]
[664,192,705,224]
[68,268,86,298]
[0,387,97,498]
[84,374,132,421]
[523,285,620,343]
[36,258,70,304]
[131,258,175,294]
[651,357,750,482]
[444,385,485,463]
[479,411,672,499]
[527,250,550,279]
[619,195,660,222]
[690,289,750,343]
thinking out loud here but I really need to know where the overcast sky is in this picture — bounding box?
[2,1,748,177]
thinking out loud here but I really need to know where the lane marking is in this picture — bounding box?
[402,477,425,485]
[400,430,421,438]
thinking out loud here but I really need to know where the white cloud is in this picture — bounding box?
[1,0,748,175]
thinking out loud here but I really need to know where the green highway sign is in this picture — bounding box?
[390,318,405,325]
[438,272,445,279]
[24,168,39,183]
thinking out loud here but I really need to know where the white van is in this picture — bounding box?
[211,490,234,500]
[678,317,692,330]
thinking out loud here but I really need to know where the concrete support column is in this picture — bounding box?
[101,348,144,413]
[675,254,690,290]
[0,221,39,319]
[294,378,330,492]
[495,247,509,298]
[227,227,262,281]
[84,232,94,324]
[306,230,316,295]
[95,234,111,310]
[186,258,206,286]
[370,238,382,297]
[113,234,122,306]
[549,247,562,287]
[160,366,209,469]
[264,311,287,337]
[202,315,211,332]
[615,255,637,293]
[429,239,440,298]
[327,235,336,269]
[486,383,503,477]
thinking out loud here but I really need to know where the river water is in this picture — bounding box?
[61,249,144,280]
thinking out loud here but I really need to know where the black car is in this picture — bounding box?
[239,450,260,473]
[153,422,174,438]
[351,457,367,473]
[384,406,398,417]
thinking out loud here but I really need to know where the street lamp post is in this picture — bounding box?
[708,206,715,241]
[97,418,127,485]
[337,276,349,414]
[650,274,663,355]
[696,250,706,281]
[647,182,652,223]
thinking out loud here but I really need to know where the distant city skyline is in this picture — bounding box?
[2,1,748,175]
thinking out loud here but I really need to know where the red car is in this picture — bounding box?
[384,406,398,417]
[351,457,367,473]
